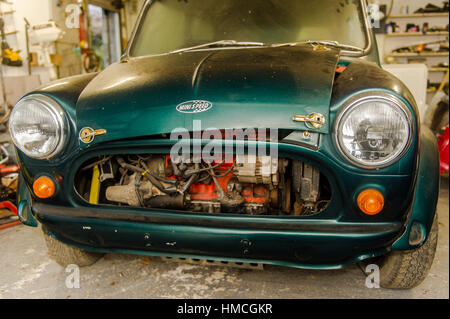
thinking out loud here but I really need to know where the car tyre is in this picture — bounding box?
[425,93,449,134]
[42,227,104,267]
[378,214,439,289]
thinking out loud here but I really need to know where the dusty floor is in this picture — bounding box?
[0,179,448,299]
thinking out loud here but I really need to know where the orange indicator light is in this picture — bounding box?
[357,189,384,215]
[33,176,56,199]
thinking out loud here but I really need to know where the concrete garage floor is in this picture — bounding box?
[0,179,448,299]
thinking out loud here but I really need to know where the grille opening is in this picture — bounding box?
[74,153,331,217]
[114,129,294,143]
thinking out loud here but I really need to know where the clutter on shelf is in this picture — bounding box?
[414,2,449,13]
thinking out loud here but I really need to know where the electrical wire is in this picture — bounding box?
[209,163,235,178]
[119,169,128,185]
[0,106,11,125]
[140,160,177,184]
[81,156,112,171]
[135,174,144,207]
[205,163,227,200]
[116,157,178,194]
[0,144,10,165]
[183,159,226,177]
[386,0,394,18]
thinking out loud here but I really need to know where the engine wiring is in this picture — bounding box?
[76,154,332,216]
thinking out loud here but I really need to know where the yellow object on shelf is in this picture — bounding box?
[1,48,23,67]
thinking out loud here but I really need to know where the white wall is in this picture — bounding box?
[1,0,55,84]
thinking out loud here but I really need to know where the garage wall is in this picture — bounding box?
[3,0,445,84]
[122,0,145,42]
[1,0,142,86]
[50,0,83,79]
[375,0,449,63]
[0,0,54,83]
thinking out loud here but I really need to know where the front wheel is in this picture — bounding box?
[42,227,104,267]
[378,214,439,289]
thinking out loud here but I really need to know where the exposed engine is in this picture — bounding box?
[75,154,331,216]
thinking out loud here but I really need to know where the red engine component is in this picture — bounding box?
[189,163,269,204]
[438,126,449,174]
[165,156,269,204]
[189,162,234,201]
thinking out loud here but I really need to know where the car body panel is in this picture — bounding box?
[35,203,399,269]
[16,128,438,269]
[392,126,440,250]
[17,126,438,268]
[75,45,340,148]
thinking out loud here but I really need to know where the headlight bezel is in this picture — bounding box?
[9,94,68,160]
[333,91,414,170]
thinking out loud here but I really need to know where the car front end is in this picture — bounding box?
[10,0,440,288]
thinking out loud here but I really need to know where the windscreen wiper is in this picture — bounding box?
[169,40,265,54]
[272,40,364,53]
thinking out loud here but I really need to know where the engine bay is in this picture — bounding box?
[75,154,331,216]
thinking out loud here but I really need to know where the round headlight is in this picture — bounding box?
[335,92,413,168]
[9,95,67,159]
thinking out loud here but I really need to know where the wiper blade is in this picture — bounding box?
[307,40,364,52]
[169,40,265,54]
[272,40,364,53]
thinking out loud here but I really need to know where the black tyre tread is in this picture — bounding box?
[380,215,439,289]
[43,231,103,267]
[425,96,449,133]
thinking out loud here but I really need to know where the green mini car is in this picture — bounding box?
[10,0,439,289]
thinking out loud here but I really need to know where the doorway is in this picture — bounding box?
[87,2,122,68]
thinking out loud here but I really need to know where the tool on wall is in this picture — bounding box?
[28,21,64,80]
[24,18,31,75]
[0,14,22,67]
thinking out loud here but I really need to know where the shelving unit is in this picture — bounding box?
[380,2,449,105]
[0,0,23,106]
[0,10,15,15]
[0,2,19,46]
[385,31,449,37]
[0,2,18,37]
[387,52,449,57]
[429,67,450,72]
[389,12,449,18]
[1,6,17,36]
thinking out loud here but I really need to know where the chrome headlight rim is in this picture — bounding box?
[9,94,68,160]
[334,91,414,170]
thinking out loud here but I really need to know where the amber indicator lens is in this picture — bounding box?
[33,176,56,199]
[357,189,384,215]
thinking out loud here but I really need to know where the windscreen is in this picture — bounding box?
[130,0,368,56]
